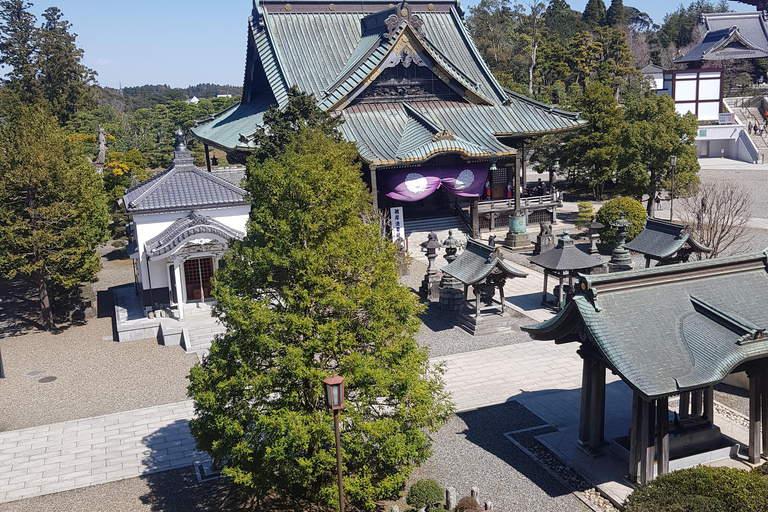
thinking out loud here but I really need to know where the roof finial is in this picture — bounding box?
[174,127,186,150]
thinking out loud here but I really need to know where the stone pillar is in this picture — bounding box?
[174,260,184,320]
[445,487,457,511]
[419,232,442,302]
[704,386,715,423]
[680,392,690,419]
[692,389,703,417]
[370,166,379,212]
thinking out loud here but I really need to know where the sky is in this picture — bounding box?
[24,0,753,89]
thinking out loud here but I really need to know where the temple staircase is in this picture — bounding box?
[725,96,768,160]
[404,215,471,251]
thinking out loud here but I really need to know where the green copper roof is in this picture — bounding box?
[442,238,527,284]
[191,0,586,162]
[523,251,768,399]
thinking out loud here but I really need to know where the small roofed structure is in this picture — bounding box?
[624,218,711,268]
[528,230,604,310]
[522,252,768,484]
[675,11,768,64]
[441,238,526,335]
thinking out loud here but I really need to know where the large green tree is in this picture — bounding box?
[0,99,109,329]
[617,90,699,215]
[0,0,37,99]
[582,0,607,27]
[188,91,452,511]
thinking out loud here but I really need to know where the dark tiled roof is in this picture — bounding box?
[441,238,527,284]
[624,218,711,260]
[191,0,586,160]
[528,232,604,272]
[123,146,248,214]
[523,252,768,399]
[144,212,245,260]
[212,167,246,187]
[676,11,768,63]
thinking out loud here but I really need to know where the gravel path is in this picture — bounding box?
[0,246,198,432]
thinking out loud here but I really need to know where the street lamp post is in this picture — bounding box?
[323,375,345,512]
[669,155,677,222]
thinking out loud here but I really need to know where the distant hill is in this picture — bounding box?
[97,83,242,113]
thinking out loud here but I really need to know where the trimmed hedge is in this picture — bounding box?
[595,196,647,246]
[406,479,443,511]
[624,466,768,512]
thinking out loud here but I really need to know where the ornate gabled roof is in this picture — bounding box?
[676,11,768,63]
[528,231,604,272]
[190,0,585,163]
[123,141,249,214]
[522,251,768,400]
[441,238,527,284]
[624,218,711,260]
[144,212,245,260]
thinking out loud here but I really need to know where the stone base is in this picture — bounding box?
[420,274,441,302]
[608,261,634,273]
[439,286,464,311]
[503,232,531,250]
[457,310,516,336]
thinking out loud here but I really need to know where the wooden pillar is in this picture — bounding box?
[498,284,505,313]
[692,389,703,417]
[541,271,549,305]
[558,273,564,311]
[629,393,641,483]
[514,150,521,213]
[520,141,527,189]
[679,392,690,419]
[370,166,379,212]
[762,374,768,457]
[204,144,212,172]
[588,362,606,454]
[704,386,714,423]
[645,256,651,269]
[640,398,656,485]
[749,372,762,464]
[579,357,593,446]
[656,397,670,475]
[470,198,479,238]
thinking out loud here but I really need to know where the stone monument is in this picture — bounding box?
[533,221,554,255]
[419,232,442,301]
[439,231,465,311]
[608,212,634,273]
[583,216,604,255]
[95,125,107,173]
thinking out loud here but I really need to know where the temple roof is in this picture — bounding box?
[624,218,711,260]
[528,231,604,272]
[144,212,246,260]
[676,11,768,63]
[441,238,527,284]
[522,252,768,399]
[123,142,249,214]
[191,0,585,165]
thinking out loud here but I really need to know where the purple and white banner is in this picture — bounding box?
[383,162,489,202]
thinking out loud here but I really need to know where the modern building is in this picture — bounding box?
[191,0,585,233]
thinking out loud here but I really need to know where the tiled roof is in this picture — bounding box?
[191,0,585,159]
[123,145,248,214]
[528,232,604,272]
[523,251,768,399]
[144,212,245,260]
[676,11,768,63]
[624,218,711,260]
[442,238,527,284]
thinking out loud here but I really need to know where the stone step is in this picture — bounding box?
[405,215,469,237]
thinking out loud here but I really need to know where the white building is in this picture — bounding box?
[124,131,249,319]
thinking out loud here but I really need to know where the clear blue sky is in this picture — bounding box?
[27,0,751,89]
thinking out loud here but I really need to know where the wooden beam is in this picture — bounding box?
[656,397,670,475]
[749,372,762,464]
[589,362,606,454]
[579,357,592,446]
[629,393,641,483]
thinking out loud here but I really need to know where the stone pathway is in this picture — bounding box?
[0,401,200,504]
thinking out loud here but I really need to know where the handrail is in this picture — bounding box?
[477,194,556,213]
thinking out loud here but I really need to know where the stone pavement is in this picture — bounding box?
[0,401,201,504]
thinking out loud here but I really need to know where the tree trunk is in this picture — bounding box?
[37,262,53,331]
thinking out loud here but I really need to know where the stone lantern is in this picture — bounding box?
[608,212,634,273]
[419,231,442,301]
[583,216,604,255]
[439,230,465,311]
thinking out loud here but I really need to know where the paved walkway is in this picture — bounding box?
[0,401,200,504]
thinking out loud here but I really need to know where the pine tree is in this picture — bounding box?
[188,92,452,511]
[0,0,38,100]
[0,98,109,329]
[582,0,607,27]
[606,0,625,27]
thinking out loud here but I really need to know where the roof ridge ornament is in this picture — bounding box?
[384,1,425,41]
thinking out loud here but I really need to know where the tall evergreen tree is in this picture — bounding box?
[0,98,109,329]
[0,0,37,100]
[606,0,625,27]
[38,7,96,125]
[188,91,452,511]
[582,0,607,27]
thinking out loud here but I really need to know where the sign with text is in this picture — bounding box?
[390,207,405,242]
[718,113,735,125]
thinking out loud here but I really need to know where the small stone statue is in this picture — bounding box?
[487,234,496,247]
[533,221,555,255]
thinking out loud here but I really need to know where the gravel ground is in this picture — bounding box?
[698,167,768,220]
[714,383,750,417]
[403,259,535,358]
[0,245,198,431]
[391,402,589,512]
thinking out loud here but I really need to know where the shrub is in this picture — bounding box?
[624,466,768,512]
[454,496,480,512]
[595,196,647,246]
[406,479,444,511]
[576,202,595,229]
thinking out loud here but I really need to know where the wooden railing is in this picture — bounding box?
[477,193,557,214]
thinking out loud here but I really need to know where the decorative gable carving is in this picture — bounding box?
[384,2,425,41]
